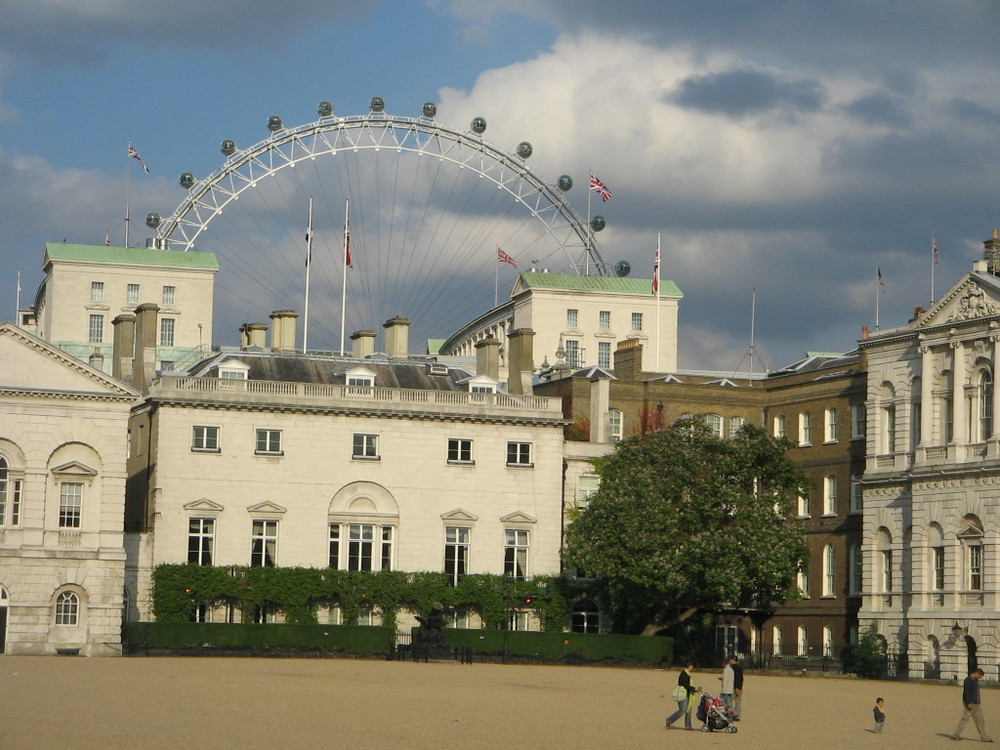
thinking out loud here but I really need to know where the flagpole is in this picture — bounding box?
[495,259,499,308]
[340,199,349,356]
[875,262,881,332]
[124,140,132,247]
[930,233,936,305]
[586,170,593,276]
[655,233,661,372]
[15,271,22,325]
[303,196,313,352]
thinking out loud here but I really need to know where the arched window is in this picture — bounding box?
[979,370,993,441]
[797,626,809,656]
[55,591,80,626]
[704,413,723,438]
[928,523,945,591]
[608,409,623,442]
[822,545,836,597]
[772,625,783,656]
[958,516,984,592]
[0,456,22,527]
[570,599,600,634]
[848,544,862,596]
[876,528,893,593]
[880,382,896,454]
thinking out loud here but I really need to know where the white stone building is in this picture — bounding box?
[0,323,138,655]
[860,231,1000,679]
[33,243,218,373]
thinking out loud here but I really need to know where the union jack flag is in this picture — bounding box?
[497,247,517,265]
[128,142,150,173]
[589,175,612,201]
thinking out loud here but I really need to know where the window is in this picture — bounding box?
[566,309,579,328]
[823,626,834,658]
[773,414,786,439]
[444,526,470,585]
[597,341,611,369]
[255,429,282,455]
[851,403,866,440]
[631,312,643,331]
[824,408,838,442]
[160,318,175,347]
[219,369,248,380]
[352,433,379,460]
[380,526,394,571]
[598,310,611,330]
[730,416,745,435]
[348,524,375,571]
[504,529,529,579]
[506,442,532,467]
[969,543,983,591]
[822,545,836,597]
[979,371,993,441]
[797,566,809,597]
[188,518,215,565]
[160,361,174,372]
[88,314,104,344]
[823,475,837,516]
[912,401,922,447]
[571,599,600,634]
[957,517,984,592]
[849,544,862,596]
[798,412,812,445]
[0,457,22,526]
[127,283,140,304]
[55,591,80,626]
[565,339,581,367]
[447,438,473,464]
[250,520,277,567]
[797,626,809,656]
[882,404,896,453]
[880,549,893,592]
[797,494,810,518]
[576,475,600,510]
[90,281,104,302]
[933,546,945,591]
[192,426,220,452]
[608,409,623,442]
[772,625,783,656]
[704,413,723,438]
[59,482,83,528]
[850,473,863,514]
[162,285,176,306]
[328,524,340,568]
[346,375,373,388]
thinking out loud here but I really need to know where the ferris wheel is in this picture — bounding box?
[145,98,611,351]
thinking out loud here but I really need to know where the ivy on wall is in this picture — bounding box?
[152,565,573,631]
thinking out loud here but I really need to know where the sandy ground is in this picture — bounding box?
[0,656,991,750]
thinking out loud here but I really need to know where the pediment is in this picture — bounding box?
[441,508,479,522]
[915,276,1000,329]
[247,501,287,514]
[500,511,537,525]
[183,498,225,513]
[51,461,98,477]
[0,323,138,398]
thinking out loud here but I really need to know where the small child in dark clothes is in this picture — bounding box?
[872,697,886,734]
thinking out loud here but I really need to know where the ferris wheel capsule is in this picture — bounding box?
[370,97,385,113]
[317,101,333,118]
[220,139,237,156]
[590,215,606,232]
[557,175,573,192]
[471,117,487,134]
[267,115,283,132]
[516,142,533,159]
[145,212,161,229]
[422,102,437,119]
[179,172,195,189]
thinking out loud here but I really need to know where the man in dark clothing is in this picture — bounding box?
[730,656,744,720]
[953,668,992,742]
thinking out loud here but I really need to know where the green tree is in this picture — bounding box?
[564,418,810,634]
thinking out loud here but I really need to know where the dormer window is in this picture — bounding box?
[344,366,376,393]
[217,360,250,381]
[464,375,498,396]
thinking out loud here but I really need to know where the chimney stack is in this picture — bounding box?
[240,322,268,349]
[88,347,105,372]
[269,310,298,352]
[588,371,613,443]
[383,316,411,358]
[351,330,377,359]
[613,338,643,380]
[112,313,136,382]
[506,328,535,395]
[475,337,501,381]
[132,302,159,393]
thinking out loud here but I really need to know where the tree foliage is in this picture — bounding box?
[564,418,810,633]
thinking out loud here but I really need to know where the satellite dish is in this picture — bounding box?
[614,260,631,277]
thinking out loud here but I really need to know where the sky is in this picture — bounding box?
[2,0,1000,372]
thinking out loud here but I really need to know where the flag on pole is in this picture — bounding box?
[497,247,517,266]
[652,246,660,295]
[878,265,885,290]
[589,175,612,201]
[104,230,111,246]
[16,271,21,294]
[128,142,150,173]
[344,217,352,268]
[305,202,313,268]
[932,234,939,264]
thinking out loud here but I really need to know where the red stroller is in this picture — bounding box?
[696,692,738,733]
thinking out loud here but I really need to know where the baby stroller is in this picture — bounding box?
[696,692,738,733]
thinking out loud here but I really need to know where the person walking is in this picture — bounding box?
[952,668,992,742]
[666,660,701,730]
[731,655,744,720]
[719,657,735,712]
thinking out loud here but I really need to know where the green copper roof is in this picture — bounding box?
[44,243,219,270]
[426,338,446,354]
[517,271,682,297]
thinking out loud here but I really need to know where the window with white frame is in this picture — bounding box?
[848,544,862,596]
[823,626,834,658]
[598,310,611,330]
[565,339,581,367]
[704,413,723,438]
[911,399,922,447]
[979,370,993,441]
[797,626,809,656]
[88,314,104,344]
[506,442,532,467]
[566,308,579,328]
[250,519,277,567]
[160,318,175,347]
[823,475,837,516]
[597,341,611,369]
[876,529,892,592]
[447,438,473,464]
[798,412,812,446]
[630,312,643,331]
[344,523,393,572]
[772,625,784,655]
[958,519,984,591]
[851,403,866,440]
[822,544,836,597]
[55,591,80,626]
[944,395,954,443]
[730,416,745,435]
[162,285,176,306]
[571,599,600,634]
[504,528,529,579]
[188,518,215,565]
[352,433,379,460]
[59,482,83,528]
[576,475,600,510]
[255,429,282,455]
[444,526,470,585]
[880,383,896,453]
[127,283,140,304]
[608,409,623,442]
[773,414,786,439]
[797,565,809,597]
[933,545,945,591]
[328,524,340,568]
[850,473,863,514]
[192,426,220,452]
[797,493,810,518]
[90,281,104,302]
[824,408,838,442]
[0,457,22,526]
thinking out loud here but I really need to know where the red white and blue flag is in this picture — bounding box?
[344,218,352,269]
[589,175,612,201]
[497,247,517,266]
[932,234,939,265]
[652,246,660,295]
[878,265,885,289]
[128,142,150,173]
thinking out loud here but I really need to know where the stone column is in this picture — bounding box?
[992,336,1000,439]
[952,341,966,445]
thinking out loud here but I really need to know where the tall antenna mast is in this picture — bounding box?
[748,287,757,377]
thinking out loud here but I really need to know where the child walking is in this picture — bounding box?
[872,697,886,734]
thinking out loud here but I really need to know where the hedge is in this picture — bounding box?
[443,628,673,664]
[123,622,393,656]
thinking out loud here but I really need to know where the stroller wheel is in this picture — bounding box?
[701,725,710,732]
[725,725,738,733]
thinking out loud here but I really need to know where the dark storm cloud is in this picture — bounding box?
[672,69,825,118]
[843,93,912,128]
[948,99,1000,127]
